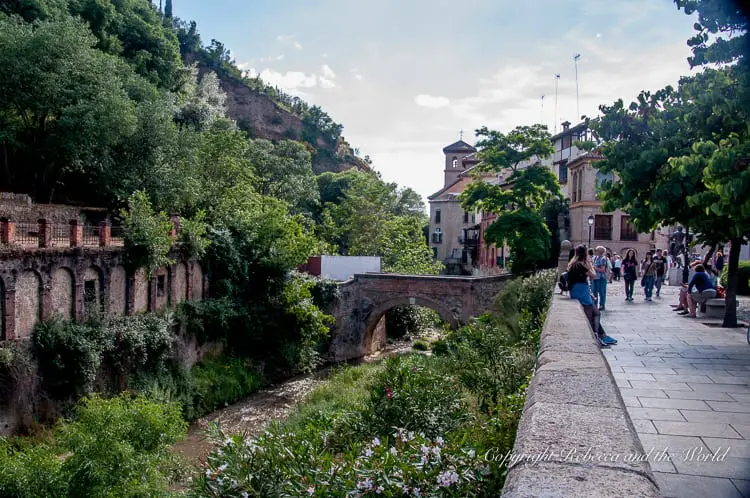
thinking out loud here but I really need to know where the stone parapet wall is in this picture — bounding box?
[502,296,662,497]
[329,273,511,361]
[0,193,108,224]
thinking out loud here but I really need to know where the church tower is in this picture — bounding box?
[442,138,477,188]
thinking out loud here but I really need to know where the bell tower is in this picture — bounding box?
[442,132,477,187]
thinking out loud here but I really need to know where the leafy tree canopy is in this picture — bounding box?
[461,125,560,274]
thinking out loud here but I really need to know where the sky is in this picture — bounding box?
[173,0,700,204]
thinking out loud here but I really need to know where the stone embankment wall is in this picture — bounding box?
[503,296,662,497]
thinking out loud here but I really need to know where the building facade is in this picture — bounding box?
[428,140,486,275]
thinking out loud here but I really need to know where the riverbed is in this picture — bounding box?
[172,340,416,467]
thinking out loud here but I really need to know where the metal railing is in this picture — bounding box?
[82,225,99,246]
[110,225,125,246]
[50,224,69,247]
[15,223,38,246]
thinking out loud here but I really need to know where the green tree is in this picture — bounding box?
[474,124,554,172]
[0,15,138,202]
[248,139,320,214]
[164,0,172,19]
[461,126,560,274]
[587,2,749,327]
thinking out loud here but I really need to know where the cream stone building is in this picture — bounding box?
[428,123,668,275]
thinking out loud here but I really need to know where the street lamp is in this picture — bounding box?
[587,215,594,248]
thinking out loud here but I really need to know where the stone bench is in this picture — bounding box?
[704,298,738,319]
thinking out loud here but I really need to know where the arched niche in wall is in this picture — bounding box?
[108,265,127,316]
[50,267,75,319]
[15,270,42,338]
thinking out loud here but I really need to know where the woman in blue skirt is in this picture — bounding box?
[567,245,617,346]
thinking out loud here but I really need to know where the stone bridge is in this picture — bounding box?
[328,273,511,361]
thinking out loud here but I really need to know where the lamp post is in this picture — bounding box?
[587,215,594,248]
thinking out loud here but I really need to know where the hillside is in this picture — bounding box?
[210,69,367,175]
[178,23,369,175]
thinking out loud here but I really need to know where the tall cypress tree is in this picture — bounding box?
[164,0,173,19]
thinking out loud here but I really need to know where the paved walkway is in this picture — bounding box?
[600,281,750,498]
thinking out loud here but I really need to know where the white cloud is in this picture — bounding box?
[277,54,285,60]
[259,69,318,95]
[276,34,303,50]
[415,94,450,108]
[319,64,337,89]
[321,64,336,79]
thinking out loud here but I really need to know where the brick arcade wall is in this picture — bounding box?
[0,247,207,341]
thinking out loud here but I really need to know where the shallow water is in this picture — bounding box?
[172,339,416,467]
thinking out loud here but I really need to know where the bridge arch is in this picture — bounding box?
[363,295,459,352]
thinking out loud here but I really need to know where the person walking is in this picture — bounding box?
[567,245,617,346]
[653,249,667,298]
[641,251,657,302]
[622,250,638,301]
[613,254,622,281]
[592,246,609,310]
[607,253,614,284]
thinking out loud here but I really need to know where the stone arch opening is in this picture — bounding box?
[133,268,148,313]
[174,262,188,305]
[15,270,42,338]
[82,266,104,317]
[363,296,458,354]
[191,262,203,301]
[108,265,127,316]
[50,267,75,319]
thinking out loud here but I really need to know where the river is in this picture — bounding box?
[172,340,415,467]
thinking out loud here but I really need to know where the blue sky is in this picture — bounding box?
[173,0,699,203]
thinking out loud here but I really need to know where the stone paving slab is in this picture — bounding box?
[601,285,750,497]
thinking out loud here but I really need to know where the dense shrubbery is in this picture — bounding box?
[195,270,556,496]
[0,394,186,497]
[32,314,174,402]
[721,261,750,295]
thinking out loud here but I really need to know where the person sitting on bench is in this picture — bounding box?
[678,264,717,318]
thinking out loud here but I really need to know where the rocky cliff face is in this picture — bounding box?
[215,71,368,175]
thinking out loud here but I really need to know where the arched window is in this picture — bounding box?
[452,157,458,168]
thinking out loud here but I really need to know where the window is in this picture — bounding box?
[471,213,476,224]
[562,134,572,149]
[84,280,96,305]
[571,172,578,202]
[558,161,568,184]
[461,248,468,264]
[432,247,438,259]
[577,171,583,202]
[435,209,441,224]
[463,211,469,223]
[157,275,166,297]
[452,157,458,168]
[431,228,443,244]
[620,216,637,241]
[594,215,613,240]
